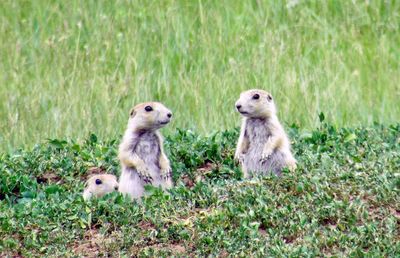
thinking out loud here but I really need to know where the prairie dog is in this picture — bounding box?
[83,174,118,200]
[234,89,296,177]
[118,102,173,199]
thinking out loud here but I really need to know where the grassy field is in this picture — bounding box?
[0,123,399,256]
[1,0,400,151]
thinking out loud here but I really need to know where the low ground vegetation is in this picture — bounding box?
[0,123,399,256]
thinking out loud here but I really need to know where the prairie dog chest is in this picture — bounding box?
[245,118,272,144]
[134,132,160,164]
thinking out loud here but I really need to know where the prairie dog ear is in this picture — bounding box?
[129,107,136,118]
[267,94,273,101]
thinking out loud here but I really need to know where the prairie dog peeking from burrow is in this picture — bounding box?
[118,102,173,199]
[234,89,297,178]
[82,174,119,200]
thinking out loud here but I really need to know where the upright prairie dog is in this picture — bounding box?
[234,89,296,177]
[83,174,119,200]
[118,102,173,199]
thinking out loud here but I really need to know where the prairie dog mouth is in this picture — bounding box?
[159,120,170,125]
[239,111,249,115]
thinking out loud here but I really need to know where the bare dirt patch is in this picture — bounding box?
[182,160,216,188]
[73,229,102,258]
[130,243,187,256]
[196,160,216,175]
[36,171,62,184]
[137,220,156,231]
[86,167,107,177]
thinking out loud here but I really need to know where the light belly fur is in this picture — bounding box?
[119,132,163,198]
[243,118,287,176]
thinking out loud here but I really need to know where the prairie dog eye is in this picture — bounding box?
[252,94,260,100]
[145,106,153,112]
[95,179,102,185]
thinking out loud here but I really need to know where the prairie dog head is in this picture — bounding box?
[235,89,276,118]
[83,174,118,200]
[128,102,172,130]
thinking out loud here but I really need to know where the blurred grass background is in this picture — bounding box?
[0,0,399,151]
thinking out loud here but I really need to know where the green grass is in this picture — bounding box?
[1,0,400,151]
[0,123,399,256]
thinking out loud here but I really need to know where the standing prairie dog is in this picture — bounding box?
[83,174,119,200]
[118,102,173,199]
[234,89,296,177]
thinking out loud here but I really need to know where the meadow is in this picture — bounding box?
[1,0,400,151]
[1,1,399,256]
[0,123,399,256]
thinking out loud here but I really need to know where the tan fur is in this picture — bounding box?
[118,102,173,199]
[83,174,118,200]
[235,89,297,177]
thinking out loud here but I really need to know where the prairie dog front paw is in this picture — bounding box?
[260,148,273,162]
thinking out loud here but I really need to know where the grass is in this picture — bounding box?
[0,122,399,256]
[1,0,400,151]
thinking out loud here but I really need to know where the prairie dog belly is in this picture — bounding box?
[134,132,162,184]
[244,146,286,176]
[118,132,163,198]
[243,118,286,176]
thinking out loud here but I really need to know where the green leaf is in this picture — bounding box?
[319,112,325,122]
[48,139,68,149]
[45,185,62,195]
[344,133,357,142]
[89,134,98,144]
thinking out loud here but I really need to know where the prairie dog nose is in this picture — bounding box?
[236,104,242,110]
[167,113,172,118]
